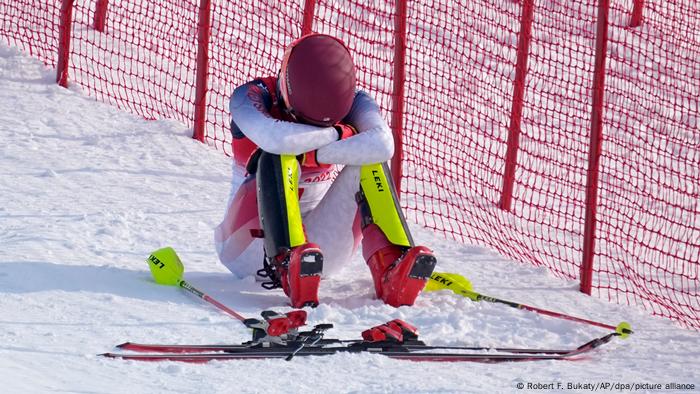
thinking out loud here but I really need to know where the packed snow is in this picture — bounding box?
[0,44,698,393]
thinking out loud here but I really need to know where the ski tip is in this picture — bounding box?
[615,322,633,339]
[115,342,131,349]
[98,353,117,358]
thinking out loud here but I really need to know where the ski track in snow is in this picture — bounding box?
[0,44,698,393]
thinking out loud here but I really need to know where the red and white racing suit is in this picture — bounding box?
[215,77,394,279]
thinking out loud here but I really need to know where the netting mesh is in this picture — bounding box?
[596,0,700,324]
[207,1,304,156]
[312,0,396,119]
[399,0,598,281]
[1,0,59,66]
[399,0,698,328]
[401,1,519,252]
[1,0,698,328]
[68,0,198,122]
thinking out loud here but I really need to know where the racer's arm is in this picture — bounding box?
[229,81,339,155]
[315,91,394,166]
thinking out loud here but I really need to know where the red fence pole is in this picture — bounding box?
[56,0,75,87]
[390,0,408,193]
[629,0,644,27]
[302,0,316,35]
[581,0,611,295]
[192,0,212,142]
[499,0,535,211]
[94,0,109,32]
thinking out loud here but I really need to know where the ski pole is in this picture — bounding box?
[426,272,632,338]
[146,247,246,322]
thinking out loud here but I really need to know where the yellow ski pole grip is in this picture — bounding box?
[147,247,184,286]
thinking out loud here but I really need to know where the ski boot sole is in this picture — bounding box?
[382,247,437,307]
[409,254,437,280]
[288,246,323,308]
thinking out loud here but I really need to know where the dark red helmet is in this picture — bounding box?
[278,34,356,126]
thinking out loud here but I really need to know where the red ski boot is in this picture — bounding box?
[362,224,437,307]
[270,243,324,308]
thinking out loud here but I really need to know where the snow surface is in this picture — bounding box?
[0,44,698,394]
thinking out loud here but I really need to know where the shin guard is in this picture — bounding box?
[256,152,322,307]
[359,163,436,307]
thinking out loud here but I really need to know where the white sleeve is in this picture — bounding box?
[229,82,339,155]
[315,91,394,165]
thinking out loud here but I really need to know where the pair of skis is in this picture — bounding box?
[101,310,621,363]
[102,248,628,363]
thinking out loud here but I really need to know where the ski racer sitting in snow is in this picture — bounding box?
[215,34,437,308]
